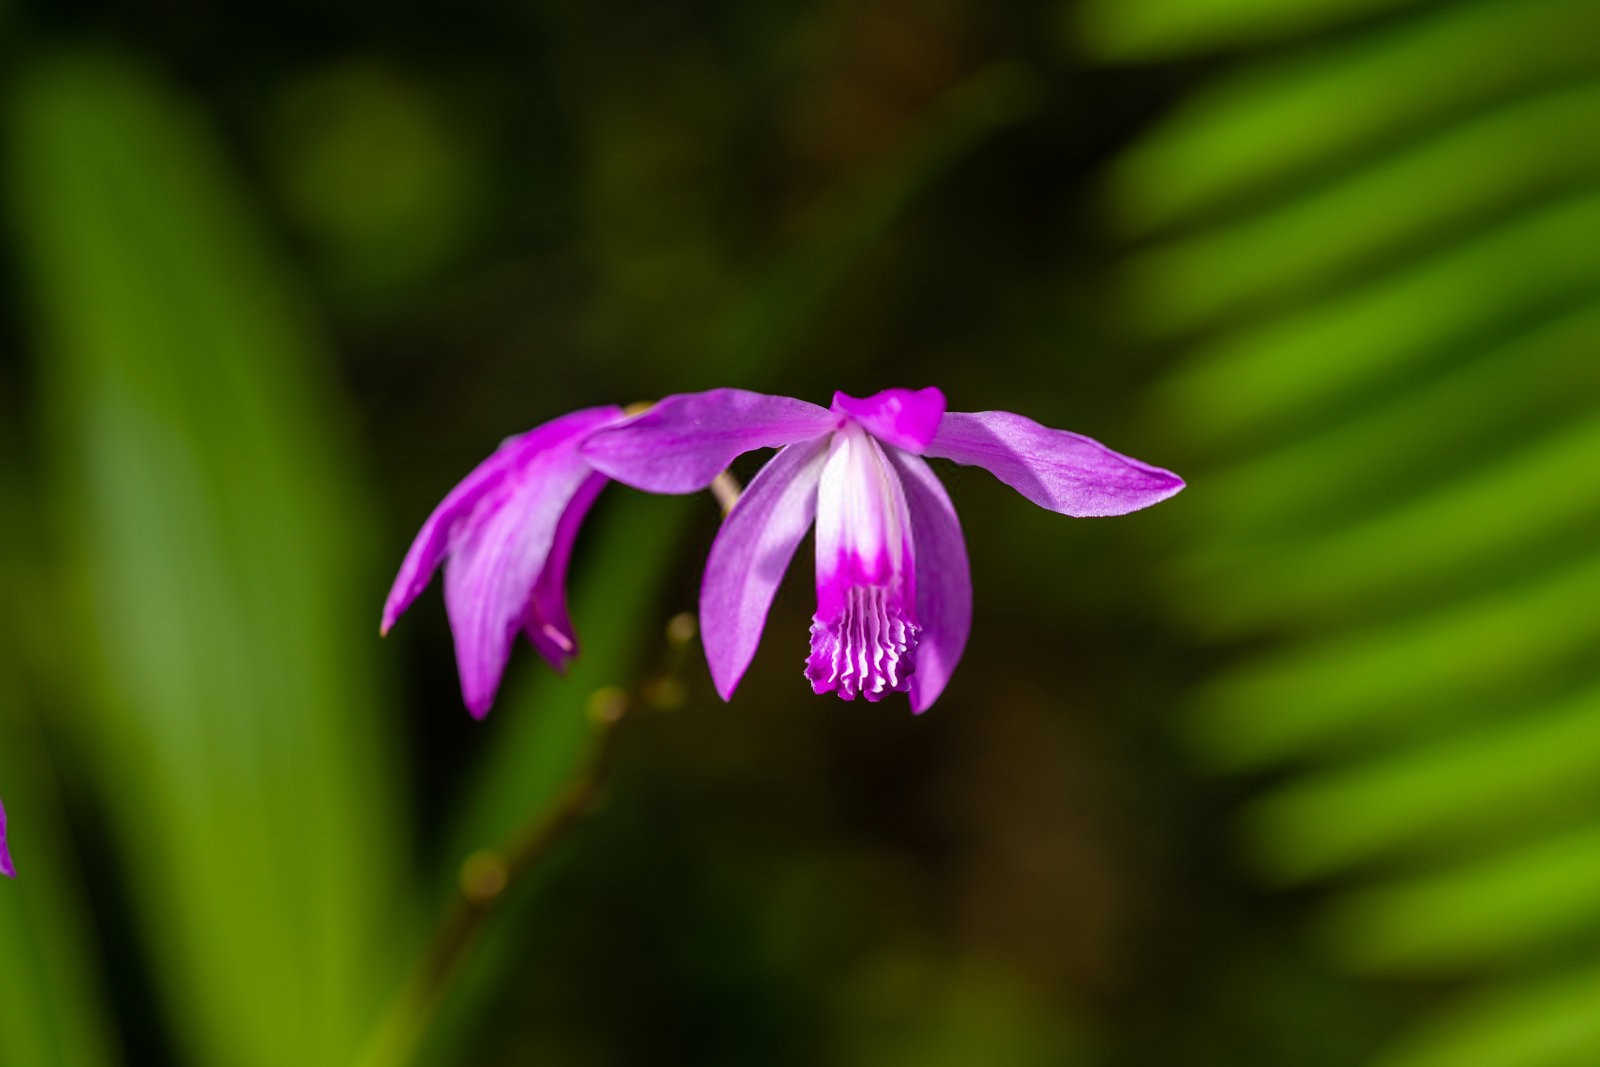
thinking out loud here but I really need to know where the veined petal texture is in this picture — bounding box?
[583,388,836,493]
[807,426,920,702]
[926,409,1185,517]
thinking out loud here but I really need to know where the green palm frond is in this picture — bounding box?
[1090,0,1600,1064]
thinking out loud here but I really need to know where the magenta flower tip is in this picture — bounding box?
[830,386,945,453]
[924,409,1185,517]
[0,796,14,879]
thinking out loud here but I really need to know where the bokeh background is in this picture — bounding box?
[3,0,1600,1064]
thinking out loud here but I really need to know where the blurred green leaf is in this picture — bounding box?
[1072,0,1431,60]
[0,681,118,1067]
[1319,821,1600,972]
[1120,81,1600,336]
[9,50,408,1067]
[1148,190,1600,459]
[1098,0,1600,218]
[1375,964,1600,1067]
[1108,0,1600,1062]
[0,449,118,1067]
[1242,679,1600,881]
[1180,304,1600,543]
[1177,407,1600,634]
[1185,551,1600,769]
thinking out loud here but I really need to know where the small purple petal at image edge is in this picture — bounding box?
[381,405,626,719]
[582,386,1183,713]
[1,795,14,878]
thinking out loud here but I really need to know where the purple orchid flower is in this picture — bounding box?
[382,406,626,718]
[1,795,13,878]
[581,387,1184,713]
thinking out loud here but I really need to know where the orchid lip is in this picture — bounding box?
[805,423,921,702]
[806,584,920,701]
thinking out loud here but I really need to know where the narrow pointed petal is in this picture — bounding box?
[807,426,920,702]
[888,451,971,714]
[831,386,945,453]
[582,388,836,493]
[925,410,1185,517]
[0,795,13,878]
[437,418,618,718]
[382,406,623,633]
[700,436,831,700]
[523,471,608,671]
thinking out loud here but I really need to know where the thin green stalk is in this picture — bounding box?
[357,477,739,1067]
[354,694,627,1067]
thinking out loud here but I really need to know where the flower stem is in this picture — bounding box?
[709,471,742,515]
[357,475,740,1067]
[354,697,626,1067]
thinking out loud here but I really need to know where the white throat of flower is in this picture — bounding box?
[806,424,920,701]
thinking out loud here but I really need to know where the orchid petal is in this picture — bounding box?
[700,436,831,700]
[888,451,971,714]
[443,462,597,716]
[582,388,835,493]
[925,410,1185,517]
[382,406,623,634]
[0,795,12,877]
[435,412,620,718]
[831,386,945,453]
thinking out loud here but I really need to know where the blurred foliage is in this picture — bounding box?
[268,60,489,306]
[9,51,407,1066]
[1096,0,1600,1066]
[0,0,1596,1065]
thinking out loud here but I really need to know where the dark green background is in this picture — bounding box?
[3,0,1599,1064]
